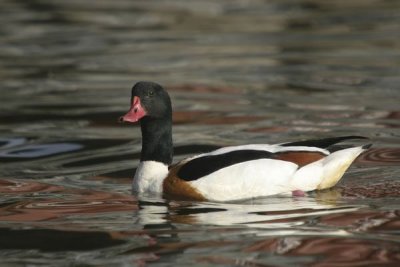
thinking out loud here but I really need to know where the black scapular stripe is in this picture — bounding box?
[281,136,367,150]
[177,149,274,181]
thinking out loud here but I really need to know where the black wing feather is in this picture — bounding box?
[177,136,369,182]
[177,150,274,182]
[281,136,367,149]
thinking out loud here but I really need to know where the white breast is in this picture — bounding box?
[133,161,168,195]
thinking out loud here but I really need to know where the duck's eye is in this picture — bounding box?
[148,91,154,97]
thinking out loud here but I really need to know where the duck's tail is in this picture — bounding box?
[317,144,371,190]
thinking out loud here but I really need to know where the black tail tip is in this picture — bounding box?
[362,144,373,149]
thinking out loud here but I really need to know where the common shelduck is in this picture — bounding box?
[120,81,370,202]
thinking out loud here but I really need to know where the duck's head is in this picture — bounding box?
[119,81,172,123]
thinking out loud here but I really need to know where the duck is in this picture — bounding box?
[119,81,370,202]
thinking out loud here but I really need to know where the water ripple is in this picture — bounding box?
[358,148,400,165]
[0,0,400,266]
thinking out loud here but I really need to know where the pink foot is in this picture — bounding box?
[292,190,306,197]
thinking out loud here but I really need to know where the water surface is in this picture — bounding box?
[0,0,400,266]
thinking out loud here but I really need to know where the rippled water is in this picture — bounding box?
[1,0,400,266]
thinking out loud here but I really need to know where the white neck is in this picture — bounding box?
[133,161,169,195]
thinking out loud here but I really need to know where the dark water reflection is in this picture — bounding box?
[1,0,400,266]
